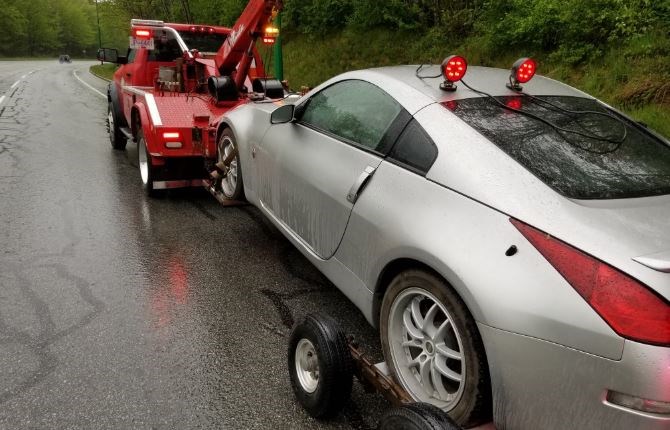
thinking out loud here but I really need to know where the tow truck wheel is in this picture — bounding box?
[378,403,462,430]
[217,129,245,201]
[107,101,127,150]
[380,270,491,427]
[288,313,353,419]
[137,131,160,197]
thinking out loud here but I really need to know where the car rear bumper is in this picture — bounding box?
[478,323,670,430]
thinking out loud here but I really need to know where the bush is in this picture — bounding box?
[481,0,662,63]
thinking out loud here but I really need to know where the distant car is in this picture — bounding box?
[219,57,670,429]
[58,54,71,63]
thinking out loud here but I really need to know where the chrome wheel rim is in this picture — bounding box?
[218,136,238,198]
[295,339,320,393]
[138,138,149,185]
[388,287,465,410]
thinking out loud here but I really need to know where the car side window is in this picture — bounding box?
[127,48,136,63]
[388,119,438,175]
[300,80,402,153]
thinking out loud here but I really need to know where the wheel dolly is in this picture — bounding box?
[288,313,464,430]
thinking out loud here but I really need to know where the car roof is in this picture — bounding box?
[355,65,593,103]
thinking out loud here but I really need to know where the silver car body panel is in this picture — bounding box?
[479,323,670,430]
[218,65,670,429]
[335,159,625,359]
[220,102,377,318]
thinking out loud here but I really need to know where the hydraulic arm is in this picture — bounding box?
[214,0,282,89]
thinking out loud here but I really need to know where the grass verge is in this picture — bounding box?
[90,64,117,81]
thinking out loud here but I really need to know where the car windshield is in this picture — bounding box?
[450,96,670,199]
[178,32,226,53]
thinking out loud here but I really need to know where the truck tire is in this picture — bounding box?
[288,313,353,419]
[380,270,491,428]
[137,130,160,197]
[378,403,462,430]
[108,101,127,150]
[217,129,245,200]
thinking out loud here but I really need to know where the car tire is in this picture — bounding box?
[217,128,245,201]
[288,313,353,419]
[137,130,160,197]
[108,101,127,150]
[380,270,491,428]
[378,403,462,430]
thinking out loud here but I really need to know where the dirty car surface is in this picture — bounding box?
[220,64,670,429]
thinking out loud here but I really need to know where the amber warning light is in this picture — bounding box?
[262,26,279,45]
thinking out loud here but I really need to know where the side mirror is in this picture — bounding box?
[271,104,295,124]
[97,47,127,64]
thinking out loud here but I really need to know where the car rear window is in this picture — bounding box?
[179,32,226,53]
[449,96,670,199]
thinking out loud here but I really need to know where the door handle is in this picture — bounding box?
[347,166,376,204]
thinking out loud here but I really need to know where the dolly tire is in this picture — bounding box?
[378,403,462,430]
[288,313,353,419]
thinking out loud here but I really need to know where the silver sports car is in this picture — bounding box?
[216,57,670,429]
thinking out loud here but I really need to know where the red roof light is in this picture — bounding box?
[514,58,536,83]
[442,55,468,83]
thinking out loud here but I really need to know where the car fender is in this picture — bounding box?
[131,102,159,153]
[107,83,128,128]
[217,102,276,203]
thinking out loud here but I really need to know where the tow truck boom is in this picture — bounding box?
[215,0,282,89]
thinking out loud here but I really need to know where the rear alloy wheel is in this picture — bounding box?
[107,101,127,150]
[137,131,160,197]
[217,129,244,200]
[380,270,491,428]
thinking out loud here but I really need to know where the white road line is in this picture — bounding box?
[0,95,5,105]
[21,74,27,79]
[10,80,19,89]
[73,70,106,99]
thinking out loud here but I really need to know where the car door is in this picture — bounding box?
[258,79,405,259]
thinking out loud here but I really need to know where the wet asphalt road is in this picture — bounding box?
[0,60,387,429]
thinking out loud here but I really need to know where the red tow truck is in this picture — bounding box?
[98,0,284,197]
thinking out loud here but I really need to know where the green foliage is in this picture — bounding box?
[481,0,663,64]
[0,3,28,56]
[0,0,99,57]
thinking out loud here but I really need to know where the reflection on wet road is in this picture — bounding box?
[0,60,385,429]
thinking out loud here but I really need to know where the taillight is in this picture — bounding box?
[511,219,670,346]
